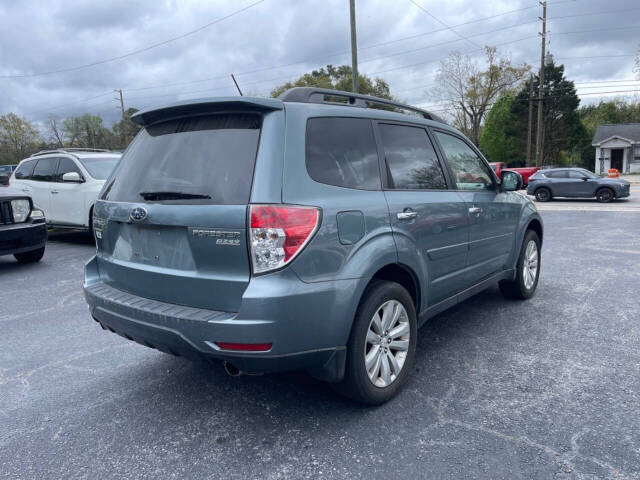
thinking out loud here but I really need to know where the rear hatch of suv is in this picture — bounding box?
[93,101,281,312]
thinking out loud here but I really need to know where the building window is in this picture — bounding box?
[634,145,640,163]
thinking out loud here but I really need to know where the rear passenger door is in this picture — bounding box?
[376,122,470,307]
[433,130,520,285]
[51,157,86,225]
[30,157,59,218]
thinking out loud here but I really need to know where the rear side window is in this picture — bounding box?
[546,170,567,178]
[379,124,447,190]
[103,113,261,204]
[14,159,36,179]
[32,157,59,182]
[306,117,380,190]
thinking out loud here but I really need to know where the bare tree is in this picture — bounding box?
[434,47,530,145]
[0,113,41,163]
[47,116,66,147]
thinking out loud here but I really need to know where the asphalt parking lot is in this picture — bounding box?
[1,207,640,479]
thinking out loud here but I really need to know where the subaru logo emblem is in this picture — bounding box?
[130,207,147,222]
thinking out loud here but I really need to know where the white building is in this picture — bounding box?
[592,124,640,174]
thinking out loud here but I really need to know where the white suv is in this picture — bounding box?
[11,149,120,230]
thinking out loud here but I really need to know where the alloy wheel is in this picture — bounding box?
[364,300,410,388]
[523,240,539,290]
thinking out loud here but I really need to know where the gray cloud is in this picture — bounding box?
[0,0,638,128]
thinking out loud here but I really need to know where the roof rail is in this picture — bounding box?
[278,87,445,123]
[30,147,113,157]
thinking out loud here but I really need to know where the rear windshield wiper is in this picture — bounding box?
[139,191,211,201]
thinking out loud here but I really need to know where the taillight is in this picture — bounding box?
[249,204,320,274]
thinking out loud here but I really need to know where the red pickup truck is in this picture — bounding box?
[490,162,539,187]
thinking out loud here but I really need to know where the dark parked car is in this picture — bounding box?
[527,168,631,203]
[84,88,543,404]
[0,186,47,263]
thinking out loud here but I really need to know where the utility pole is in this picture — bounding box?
[535,1,547,167]
[114,89,126,148]
[349,0,359,93]
[526,74,534,166]
[231,74,243,96]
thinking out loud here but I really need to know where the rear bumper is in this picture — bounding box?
[0,222,47,256]
[84,256,361,380]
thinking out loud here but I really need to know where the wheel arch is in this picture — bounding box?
[526,218,543,245]
[364,263,421,314]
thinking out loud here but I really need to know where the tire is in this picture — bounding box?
[337,280,417,405]
[596,187,614,203]
[535,187,551,202]
[499,230,540,300]
[14,247,45,264]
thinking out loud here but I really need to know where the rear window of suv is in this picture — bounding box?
[306,117,381,190]
[102,113,261,204]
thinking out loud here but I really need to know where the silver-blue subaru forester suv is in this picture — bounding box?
[84,88,543,404]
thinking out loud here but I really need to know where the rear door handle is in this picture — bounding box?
[397,211,418,220]
[51,190,59,194]
[21,188,31,192]
[468,207,482,214]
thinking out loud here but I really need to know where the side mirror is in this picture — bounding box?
[582,177,589,181]
[62,171,83,183]
[501,171,523,191]
[0,173,9,186]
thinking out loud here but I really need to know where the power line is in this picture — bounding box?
[407,0,482,49]
[0,0,266,79]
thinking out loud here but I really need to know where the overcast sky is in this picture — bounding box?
[0,0,638,127]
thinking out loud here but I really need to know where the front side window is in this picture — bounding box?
[56,157,83,181]
[306,117,380,190]
[103,113,261,204]
[379,123,447,190]
[568,170,586,179]
[31,157,58,182]
[14,159,36,179]
[434,132,494,191]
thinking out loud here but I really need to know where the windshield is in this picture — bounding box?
[102,113,261,204]
[79,157,120,180]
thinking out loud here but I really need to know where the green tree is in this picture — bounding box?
[112,107,142,148]
[579,99,640,138]
[0,113,42,164]
[434,47,530,146]
[270,65,393,100]
[63,114,113,149]
[479,95,522,164]
[510,63,591,167]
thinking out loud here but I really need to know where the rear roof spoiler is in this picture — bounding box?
[131,97,284,126]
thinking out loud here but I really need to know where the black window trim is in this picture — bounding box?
[304,116,383,191]
[429,127,499,192]
[371,119,456,192]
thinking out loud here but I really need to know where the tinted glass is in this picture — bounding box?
[32,157,59,182]
[57,157,83,181]
[103,114,261,204]
[379,124,446,190]
[434,132,494,191]
[546,170,567,178]
[14,159,36,179]
[568,170,586,179]
[306,118,380,190]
